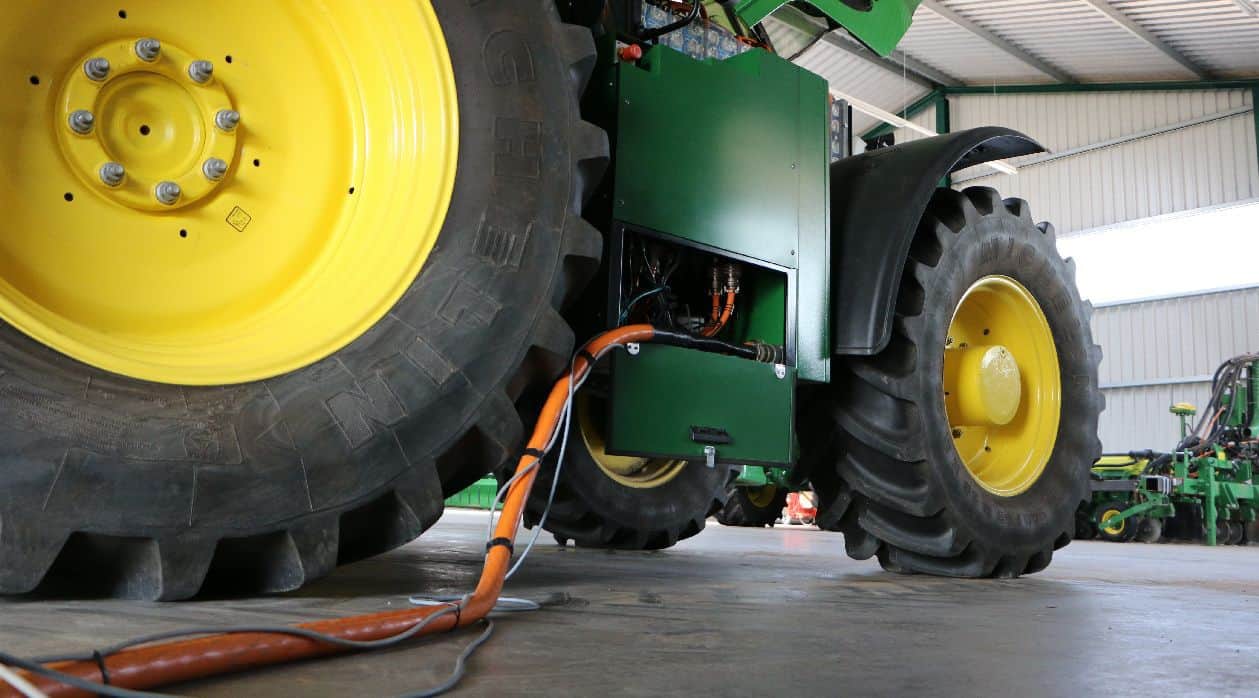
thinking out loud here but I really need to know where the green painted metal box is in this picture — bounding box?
[604,45,829,466]
[609,344,796,465]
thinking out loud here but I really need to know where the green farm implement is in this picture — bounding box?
[1079,354,1259,545]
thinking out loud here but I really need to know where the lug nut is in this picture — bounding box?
[68,109,95,135]
[188,60,214,83]
[202,157,229,181]
[155,181,182,205]
[135,38,161,62]
[83,57,110,81]
[214,109,240,132]
[99,162,125,187]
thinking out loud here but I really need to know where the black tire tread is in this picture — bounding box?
[811,187,1103,579]
[0,0,606,600]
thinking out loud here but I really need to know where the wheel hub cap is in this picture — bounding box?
[57,39,238,211]
[943,276,1061,497]
[954,345,1022,426]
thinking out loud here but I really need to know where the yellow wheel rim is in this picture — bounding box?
[1100,508,1125,535]
[745,485,779,509]
[0,2,458,384]
[577,395,687,490]
[943,275,1061,497]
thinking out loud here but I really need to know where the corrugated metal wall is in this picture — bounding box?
[949,89,1258,233]
[1091,286,1259,451]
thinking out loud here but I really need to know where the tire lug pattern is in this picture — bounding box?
[807,187,1102,579]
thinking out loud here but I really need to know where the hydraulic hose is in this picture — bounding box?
[8,325,657,698]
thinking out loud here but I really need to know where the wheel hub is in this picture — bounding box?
[943,276,1061,497]
[953,345,1022,426]
[57,39,238,211]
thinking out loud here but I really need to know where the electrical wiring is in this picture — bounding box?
[8,324,657,698]
[395,620,495,698]
[0,653,165,698]
[617,287,668,325]
[30,605,460,666]
[0,665,46,698]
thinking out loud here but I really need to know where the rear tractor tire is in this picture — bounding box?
[517,394,735,550]
[0,0,606,599]
[805,187,1102,578]
[716,486,789,528]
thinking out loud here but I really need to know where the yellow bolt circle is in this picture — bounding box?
[56,38,237,211]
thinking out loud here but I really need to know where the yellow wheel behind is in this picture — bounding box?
[0,1,457,384]
[943,275,1061,497]
[577,395,687,489]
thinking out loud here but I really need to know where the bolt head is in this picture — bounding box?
[99,162,125,187]
[188,60,214,83]
[202,158,229,181]
[135,38,161,62]
[214,109,240,132]
[155,181,182,205]
[83,57,110,81]
[68,109,95,135]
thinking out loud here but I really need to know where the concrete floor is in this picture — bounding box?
[3,510,1258,697]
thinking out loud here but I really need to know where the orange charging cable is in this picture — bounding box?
[5,325,657,698]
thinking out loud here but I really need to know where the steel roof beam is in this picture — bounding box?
[1077,0,1213,80]
[919,0,1076,84]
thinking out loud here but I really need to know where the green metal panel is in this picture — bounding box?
[614,46,830,382]
[734,0,921,57]
[616,48,817,268]
[608,344,795,466]
[444,478,499,510]
[733,465,792,487]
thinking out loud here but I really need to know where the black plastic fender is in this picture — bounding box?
[830,127,1045,355]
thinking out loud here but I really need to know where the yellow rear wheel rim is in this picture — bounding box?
[577,395,687,490]
[0,2,458,384]
[746,485,779,509]
[943,275,1061,497]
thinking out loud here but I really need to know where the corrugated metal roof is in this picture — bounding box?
[778,0,1259,123]
[765,17,935,133]
[906,0,1259,83]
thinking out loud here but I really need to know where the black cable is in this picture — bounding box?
[32,604,460,665]
[396,620,495,698]
[0,651,171,698]
[652,328,759,360]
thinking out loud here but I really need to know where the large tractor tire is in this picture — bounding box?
[0,1,605,599]
[716,486,789,528]
[805,187,1102,578]
[522,394,735,550]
